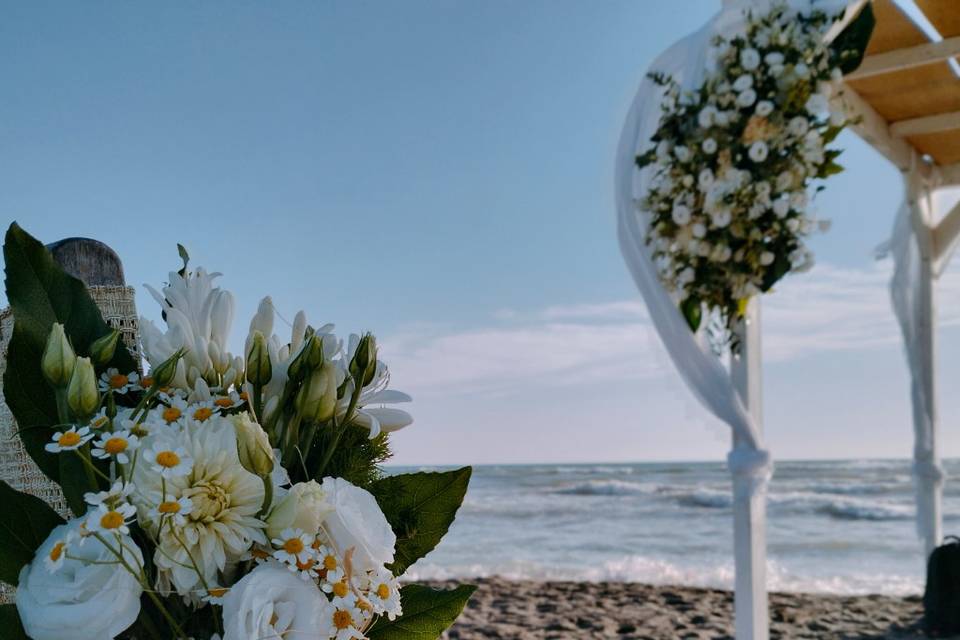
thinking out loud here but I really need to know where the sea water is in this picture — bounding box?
[392,459,960,595]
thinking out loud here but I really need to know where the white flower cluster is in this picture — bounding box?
[637,3,848,343]
[18,260,410,640]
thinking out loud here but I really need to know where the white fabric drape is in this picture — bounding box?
[886,167,947,551]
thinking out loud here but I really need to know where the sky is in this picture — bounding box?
[2,0,959,466]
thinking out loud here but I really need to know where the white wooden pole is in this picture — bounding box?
[730,298,768,640]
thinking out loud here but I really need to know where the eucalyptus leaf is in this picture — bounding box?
[3,223,133,514]
[0,480,65,585]
[367,584,476,640]
[681,297,702,332]
[370,468,471,576]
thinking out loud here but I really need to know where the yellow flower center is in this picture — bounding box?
[141,376,154,388]
[252,548,271,560]
[239,391,249,401]
[162,407,181,423]
[158,500,181,514]
[193,407,213,422]
[297,558,316,572]
[208,587,228,598]
[323,554,338,571]
[49,541,65,562]
[333,610,353,630]
[214,397,233,408]
[332,580,349,598]
[377,583,391,599]
[104,437,128,455]
[100,511,125,530]
[156,451,181,468]
[283,538,305,554]
[58,432,81,447]
[270,612,279,627]
[91,416,109,429]
[109,374,128,389]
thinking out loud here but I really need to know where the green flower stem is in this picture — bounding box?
[75,446,104,489]
[252,381,264,424]
[54,388,71,424]
[258,474,273,518]
[314,381,363,479]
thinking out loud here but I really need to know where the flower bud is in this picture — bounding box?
[89,329,121,368]
[265,480,333,540]
[41,323,76,388]
[66,357,100,419]
[150,349,185,388]
[286,334,321,384]
[245,330,272,387]
[232,413,274,477]
[295,362,337,423]
[349,333,377,387]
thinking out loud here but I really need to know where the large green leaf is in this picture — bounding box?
[830,1,875,75]
[371,468,471,576]
[3,223,135,514]
[0,605,29,640]
[367,584,476,640]
[0,480,65,585]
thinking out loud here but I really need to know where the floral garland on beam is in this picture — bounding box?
[635,2,873,348]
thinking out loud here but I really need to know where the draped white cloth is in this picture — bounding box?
[885,168,955,550]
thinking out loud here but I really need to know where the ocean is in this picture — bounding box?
[393,459,960,596]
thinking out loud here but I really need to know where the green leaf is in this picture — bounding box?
[367,584,476,640]
[0,480,65,585]
[0,605,29,640]
[370,468,471,576]
[829,2,875,75]
[3,223,135,514]
[680,297,702,332]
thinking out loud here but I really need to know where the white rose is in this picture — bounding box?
[773,197,790,218]
[672,204,692,226]
[222,562,334,640]
[764,52,784,67]
[701,138,718,155]
[692,222,707,239]
[740,48,760,71]
[321,477,396,572]
[711,209,732,228]
[732,74,753,92]
[17,520,143,640]
[736,89,757,108]
[760,252,775,266]
[755,100,774,117]
[674,145,691,162]
[698,169,714,191]
[748,141,769,163]
[266,480,334,540]
[788,116,809,137]
[794,62,810,78]
[698,107,715,129]
[805,93,829,116]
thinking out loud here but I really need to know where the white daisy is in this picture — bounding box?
[365,567,402,621]
[98,368,139,394]
[84,480,134,507]
[45,426,94,453]
[271,528,315,567]
[148,496,194,528]
[316,544,346,591]
[88,408,111,431]
[186,400,220,425]
[91,430,140,464]
[144,443,193,479]
[326,594,367,640]
[86,502,137,536]
[43,531,76,574]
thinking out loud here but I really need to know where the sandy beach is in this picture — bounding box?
[432,578,952,640]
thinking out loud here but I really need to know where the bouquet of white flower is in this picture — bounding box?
[0,224,473,640]
[635,1,873,347]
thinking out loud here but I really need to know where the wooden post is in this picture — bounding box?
[730,298,768,640]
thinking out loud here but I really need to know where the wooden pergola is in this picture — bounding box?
[838,0,960,557]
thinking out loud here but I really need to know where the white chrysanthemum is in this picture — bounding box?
[98,368,139,394]
[272,528,315,567]
[45,426,93,453]
[91,429,140,464]
[365,567,402,621]
[325,594,368,640]
[131,416,266,597]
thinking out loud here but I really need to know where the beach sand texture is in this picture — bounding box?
[433,578,960,640]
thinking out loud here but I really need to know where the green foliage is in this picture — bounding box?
[0,480,65,585]
[680,297,702,332]
[367,584,476,640]
[312,426,393,489]
[0,604,29,640]
[2,223,133,514]
[829,2,875,75]
[371,468,472,576]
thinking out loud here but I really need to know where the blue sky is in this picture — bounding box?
[3,1,959,465]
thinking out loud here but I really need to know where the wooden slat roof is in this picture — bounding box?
[844,0,960,167]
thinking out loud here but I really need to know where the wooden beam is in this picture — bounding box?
[836,83,915,171]
[891,110,960,137]
[940,162,960,186]
[846,35,960,80]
